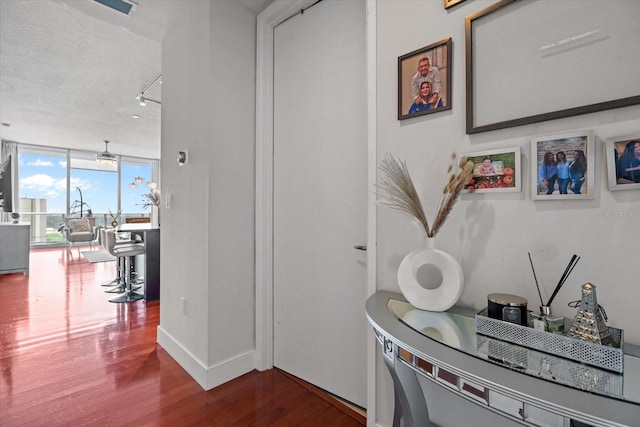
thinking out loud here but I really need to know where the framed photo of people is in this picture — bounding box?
[444,0,467,9]
[398,38,452,120]
[605,135,640,191]
[462,147,521,193]
[531,131,594,200]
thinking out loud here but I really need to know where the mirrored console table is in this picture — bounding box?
[366,291,639,427]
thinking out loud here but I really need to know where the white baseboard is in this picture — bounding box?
[205,349,255,390]
[157,325,256,391]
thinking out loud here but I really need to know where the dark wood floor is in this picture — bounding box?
[0,247,365,426]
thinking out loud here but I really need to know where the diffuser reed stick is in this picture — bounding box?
[528,252,544,306]
[546,254,580,307]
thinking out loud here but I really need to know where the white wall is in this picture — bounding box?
[157,0,256,390]
[375,0,640,426]
[154,0,639,422]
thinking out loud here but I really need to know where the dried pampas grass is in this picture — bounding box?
[378,152,474,238]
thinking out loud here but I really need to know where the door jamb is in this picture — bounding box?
[255,0,317,372]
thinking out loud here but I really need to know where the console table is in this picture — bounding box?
[0,222,30,275]
[366,291,639,427]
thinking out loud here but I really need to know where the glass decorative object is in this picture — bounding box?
[566,283,614,346]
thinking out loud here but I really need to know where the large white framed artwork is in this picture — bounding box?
[465,0,640,134]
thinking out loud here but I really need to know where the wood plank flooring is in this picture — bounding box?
[0,247,365,426]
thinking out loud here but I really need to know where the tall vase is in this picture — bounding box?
[397,237,464,312]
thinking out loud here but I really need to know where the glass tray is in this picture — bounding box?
[476,309,624,373]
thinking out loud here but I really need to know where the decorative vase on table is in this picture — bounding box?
[377,152,474,312]
[397,237,464,312]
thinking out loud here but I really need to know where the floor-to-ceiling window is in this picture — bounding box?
[17,145,68,244]
[16,143,158,246]
[120,158,154,223]
[69,149,118,227]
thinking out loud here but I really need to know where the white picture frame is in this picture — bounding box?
[531,130,594,200]
[462,147,521,193]
[605,136,640,191]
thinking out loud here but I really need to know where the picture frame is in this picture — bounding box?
[531,131,594,200]
[444,0,467,9]
[462,147,521,193]
[398,38,452,120]
[465,0,640,134]
[605,136,640,191]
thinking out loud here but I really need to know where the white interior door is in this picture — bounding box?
[273,0,367,408]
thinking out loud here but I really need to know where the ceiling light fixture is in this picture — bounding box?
[129,178,155,190]
[136,74,162,107]
[94,0,138,15]
[96,140,117,164]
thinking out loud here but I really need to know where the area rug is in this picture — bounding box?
[81,250,116,263]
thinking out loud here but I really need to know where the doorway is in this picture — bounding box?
[272,0,367,407]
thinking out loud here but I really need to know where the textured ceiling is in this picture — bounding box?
[0,0,274,159]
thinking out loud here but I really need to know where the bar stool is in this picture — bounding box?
[100,229,141,292]
[100,228,125,289]
[103,230,145,303]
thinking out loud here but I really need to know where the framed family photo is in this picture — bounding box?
[531,131,594,200]
[462,147,521,193]
[444,0,467,9]
[605,136,640,191]
[398,38,452,120]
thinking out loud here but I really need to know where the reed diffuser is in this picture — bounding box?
[528,253,580,334]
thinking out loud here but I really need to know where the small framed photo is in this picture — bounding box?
[398,38,452,120]
[444,0,467,9]
[605,136,640,191]
[531,131,594,200]
[462,147,521,193]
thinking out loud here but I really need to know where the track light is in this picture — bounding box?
[136,74,162,107]
[137,94,160,106]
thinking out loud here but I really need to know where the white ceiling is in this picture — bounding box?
[0,0,273,160]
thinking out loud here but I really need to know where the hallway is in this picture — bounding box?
[0,247,363,426]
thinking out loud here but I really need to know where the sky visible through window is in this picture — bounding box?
[18,151,153,215]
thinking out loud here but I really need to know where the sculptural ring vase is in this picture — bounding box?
[397,238,464,312]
